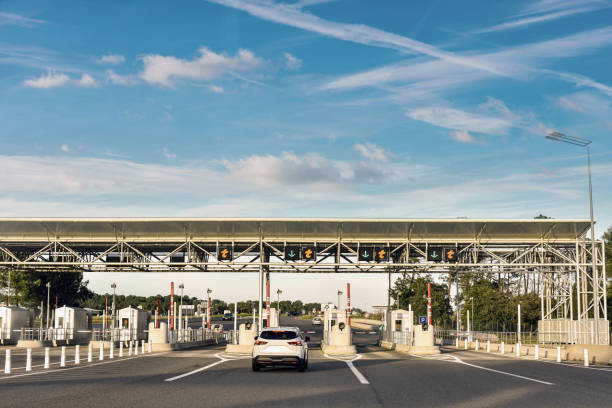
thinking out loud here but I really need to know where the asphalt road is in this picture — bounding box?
[1,317,611,408]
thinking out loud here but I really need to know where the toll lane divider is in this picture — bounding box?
[1,340,154,378]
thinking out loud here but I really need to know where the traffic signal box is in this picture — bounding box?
[445,247,458,263]
[302,246,316,262]
[358,247,374,262]
[428,247,442,261]
[284,246,300,261]
[218,246,232,261]
[375,247,390,262]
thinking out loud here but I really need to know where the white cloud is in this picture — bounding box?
[210,84,225,93]
[320,26,612,94]
[139,47,263,87]
[475,0,608,33]
[75,73,99,87]
[99,54,126,64]
[162,147,176,159]
[549,71,612,98]
[353,143,388,162]
[557,96,585,112]
[205,0,504,75]
[22,70,70,88]
[450,130,476,143]
[105,69,139,86]
[60,144,69,152]
[284,52,302,70]
[0,11,45,27]
[407,106,513,135]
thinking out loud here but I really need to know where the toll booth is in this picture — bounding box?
[321,308,355,355]
[261,307,280,328]
[0,306,28,344]
[118,306,148,341]
[322,308,348,343]
[53,306,91,343]
[384,309,413,344]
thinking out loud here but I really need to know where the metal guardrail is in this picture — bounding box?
[167,328,226,344]
[435,330,565,345]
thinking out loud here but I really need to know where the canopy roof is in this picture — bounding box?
[0,218,592,242]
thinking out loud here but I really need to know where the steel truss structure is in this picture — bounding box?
[0,218,607,343]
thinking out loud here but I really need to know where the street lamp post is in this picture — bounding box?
[111,282,116,329]
[337,290,343,310]
[46,282,51,330]
[546,131,600,344]
[276,289,282,313]
[470,297,474,333]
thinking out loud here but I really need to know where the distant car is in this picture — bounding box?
[222,312,233,321]
[312,317,322,325]
[252,327,309,372]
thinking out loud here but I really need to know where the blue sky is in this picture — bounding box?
[1,0,611,305]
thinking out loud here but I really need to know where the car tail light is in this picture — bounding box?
[255,340,268,345]
[288,341,302,346]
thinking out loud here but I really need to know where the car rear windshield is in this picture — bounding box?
[259,330,298,340]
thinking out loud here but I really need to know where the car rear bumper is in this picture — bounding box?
[253,355,304,367]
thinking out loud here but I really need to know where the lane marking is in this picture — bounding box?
[0,352,162,381]
[410,354,554,386]
[164,353,232,382]
[324,353,369,385]
[452,348,612,373]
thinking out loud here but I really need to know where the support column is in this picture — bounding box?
[266,272,271,328]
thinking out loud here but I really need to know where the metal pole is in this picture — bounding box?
[266,273,271,327]
[46,282,50,330]
[456,277,460,333]
[587,146,600,344]
[518,303,521,344]
[347,283,351,326]
[427,282,432,326]
[170,282,174,331]
[258,264,263,332]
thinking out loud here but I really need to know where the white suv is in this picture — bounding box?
[252,327,309,372]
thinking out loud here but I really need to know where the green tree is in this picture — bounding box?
[389,274,452,326]
[0,271,92,308]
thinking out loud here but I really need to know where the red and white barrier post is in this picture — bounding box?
[170,282,175,331]
[266,273,271,327]
[427,282,432,326]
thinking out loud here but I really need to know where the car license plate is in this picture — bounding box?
[265,346,290,353]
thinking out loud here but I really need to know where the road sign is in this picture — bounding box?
[302,247,316,261]
[445,248,458,262]
[218,246,232,261]
[428,247,442,261]
[358,247,374,262]
[374,247,389,262]
[419,316,427,324]
[285,246,300,261]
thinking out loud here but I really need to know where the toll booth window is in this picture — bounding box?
[58,317,64,327]
[122,318,129,328]
[331,319,336,326]
[395,320,402,331]
[260,330,298,340]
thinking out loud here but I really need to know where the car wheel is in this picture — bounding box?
[252,359,260,372]
[298,357,307,372]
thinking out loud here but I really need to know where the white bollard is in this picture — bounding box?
[516,343,520,357]
[475,340,479,351]
[75,345,80,365]
[501,342,505,355]
[584,349,589,367]
[135,340,139,355]
[119,341,123,357]
[4,349,11,374]
[44,347,50,369]
[535,344,539,360]
[556,346,561,363]
[486,340,490,353]
[110,342,114,359]
[128,341,133,356]
[61,346,66,367]
[88,343,93,363]
[464,339,468,350]
[455,338,459,348]
[26,348,32,372]
[148,339,152,353]
[141,340,145,353]
[99,343,104,361]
